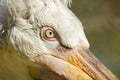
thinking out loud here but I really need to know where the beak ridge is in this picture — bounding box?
[32,54,93,80]
[31,47,118,80]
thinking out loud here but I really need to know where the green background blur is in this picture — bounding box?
[71,0,120,78]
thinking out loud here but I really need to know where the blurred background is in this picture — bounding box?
[71,0,120,78]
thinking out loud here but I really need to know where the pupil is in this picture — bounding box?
[49,32,52,35]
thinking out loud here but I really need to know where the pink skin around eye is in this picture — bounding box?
[40,27,57,41]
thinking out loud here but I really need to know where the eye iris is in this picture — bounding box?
[40,27,57,41]
[46,30,54,38]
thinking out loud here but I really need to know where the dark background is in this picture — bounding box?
[71,0,120,78]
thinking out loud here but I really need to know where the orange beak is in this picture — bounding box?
[30,47,118,80]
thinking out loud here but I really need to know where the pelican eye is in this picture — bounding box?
[40,27,57,41]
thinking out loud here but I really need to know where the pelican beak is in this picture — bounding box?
[31,47,118,80]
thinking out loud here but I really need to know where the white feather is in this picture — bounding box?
[0,0,90,79]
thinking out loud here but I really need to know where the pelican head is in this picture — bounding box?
[0,0,118,80]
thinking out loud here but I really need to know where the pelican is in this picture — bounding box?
[0,0,118,80]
